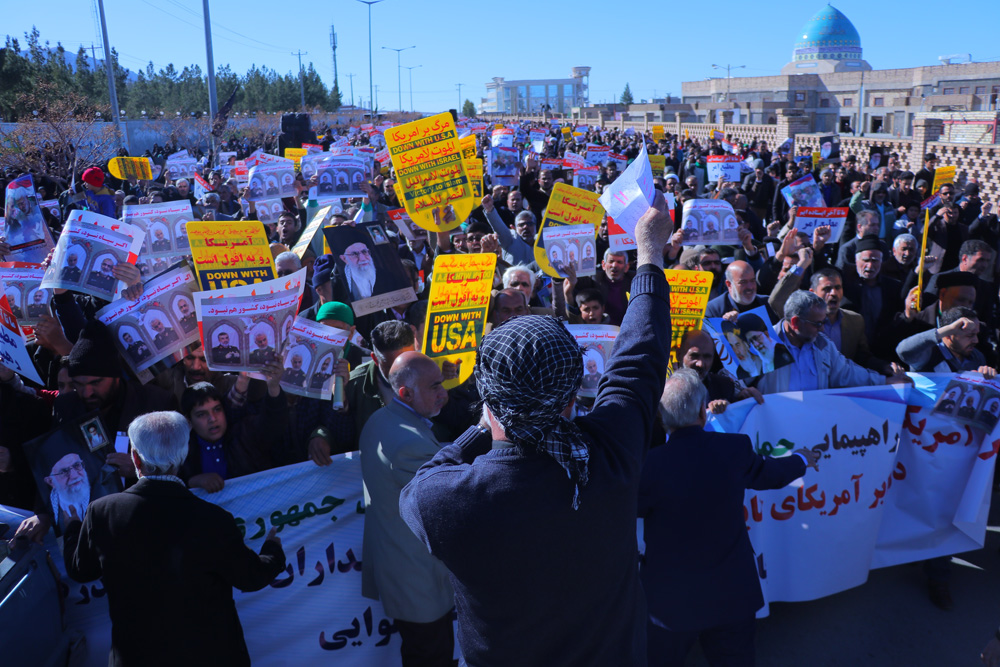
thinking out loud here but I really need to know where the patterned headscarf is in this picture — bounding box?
[476,315,589,508]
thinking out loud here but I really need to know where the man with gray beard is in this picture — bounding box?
[44,452,91,528]
[340,241,379,300]
[703,260,780,323]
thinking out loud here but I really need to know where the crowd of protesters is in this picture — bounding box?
[2,115,1000,667]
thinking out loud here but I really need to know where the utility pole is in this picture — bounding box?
[95,0,126,152]
[292,50,308,110]
[403,65,421,113]
[89,43,98,71]
[456,83,464,112]
[355,0,384,118]
[375,85,379,112]
[330,25,339,92]
[711,63,745,102]
[202,0,218,161]
[347,73,356,107]
[381,45,415,112]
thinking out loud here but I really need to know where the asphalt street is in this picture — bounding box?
[684,490,1000,666]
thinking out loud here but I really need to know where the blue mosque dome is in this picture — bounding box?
[792,5,863,63]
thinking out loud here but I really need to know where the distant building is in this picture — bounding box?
[678,5,1000,137]
[482,68,590,115]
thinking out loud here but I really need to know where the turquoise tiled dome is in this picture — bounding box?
[792,5,863,62]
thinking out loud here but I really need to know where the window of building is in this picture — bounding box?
[843,97,853,107]
[976,86,986,95]
[960,87,970,94]
[943,87,955,95]
[873,97,884,106]
[795,92,805,101]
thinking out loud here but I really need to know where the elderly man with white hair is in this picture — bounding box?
[639,368,817,666]
[63,411,285,666]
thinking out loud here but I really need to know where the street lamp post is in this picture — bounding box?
[403,65,421,113]
[355,0,384,118]
[711,63,745,102]
[382,45,415,112]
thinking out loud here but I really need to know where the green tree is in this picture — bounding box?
[462,99,476,117]
[328,82,342,111]
[620,83,633,105]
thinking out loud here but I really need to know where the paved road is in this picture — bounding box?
[683,490,1000,666]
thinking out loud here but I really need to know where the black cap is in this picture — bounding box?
[855,235,883,253]
[937,271,977,289]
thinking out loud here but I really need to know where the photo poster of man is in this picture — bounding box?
[0,263,50,326]
[246,162,297,202]
[566,324,619,399]
[793,207,850,241]
[0,289,44,385]
[24,412,123,534]
[780,173,827,209]
[819,135,841,164]
[96,264,201,381]
[1,174,56,264]
[869,145,888,171]
[703,305,793,381]
[278,316,350,400]
[931,372,1000,433]
[195,284,303,374]
[573,166,600,191]
[320,156,370,198]
[542,224,597,279]
[534,183,604,279]
[386,208,424,243]
[186,220,276,291]
[663,269,714,368]
[124,200,194,278]
[40,211,144,302]
[323,222,417,317]
[706,156,744,183]
[490,146,520,188]
[422,253,496,390]
[680,199,741,246]
[165,156,198,181]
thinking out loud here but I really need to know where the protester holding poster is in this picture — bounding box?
[543,225,597,279]
[566,324,618,398]
[679,199,740,246]
[0,263,49,326]
[278,316,350,400]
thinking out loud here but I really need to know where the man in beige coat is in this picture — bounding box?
[360,351,454,666]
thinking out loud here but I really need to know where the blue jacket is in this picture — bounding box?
[84,187,117,219]
[638,426,805,631]
[400,264,671,667]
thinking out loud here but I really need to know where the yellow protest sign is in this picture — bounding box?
[652,125,664,143]
[460,135,483,198]
[108,157,153,181]
[284,147,308,171]
[385,112,473,233]
[932,165,956,193]
[664,269,713,367]
[187,220,276,290]
[561,127,572,142]
[812,151,821,168]
[534,183,603,278]
[649,155,666,179]
[422,253,496,389]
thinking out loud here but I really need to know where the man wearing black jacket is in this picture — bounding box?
[63,411,285,667]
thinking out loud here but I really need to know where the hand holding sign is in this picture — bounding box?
[598,140,655,237]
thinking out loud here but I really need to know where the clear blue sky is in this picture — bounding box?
[7,0,1000,114]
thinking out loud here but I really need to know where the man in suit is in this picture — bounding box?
[810,267,893,375]
[841,236,904,361]
[703,260,779,324]
[360,351,453,666]
[63,411,285,666]
[639,368,818,666]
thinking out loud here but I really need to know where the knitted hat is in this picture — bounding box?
[936,271,977,289]
[316,301,355,326]
[82,167,105,188]
[855,236,883,254]
[67,320,121,378]
[311,254,334,288]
